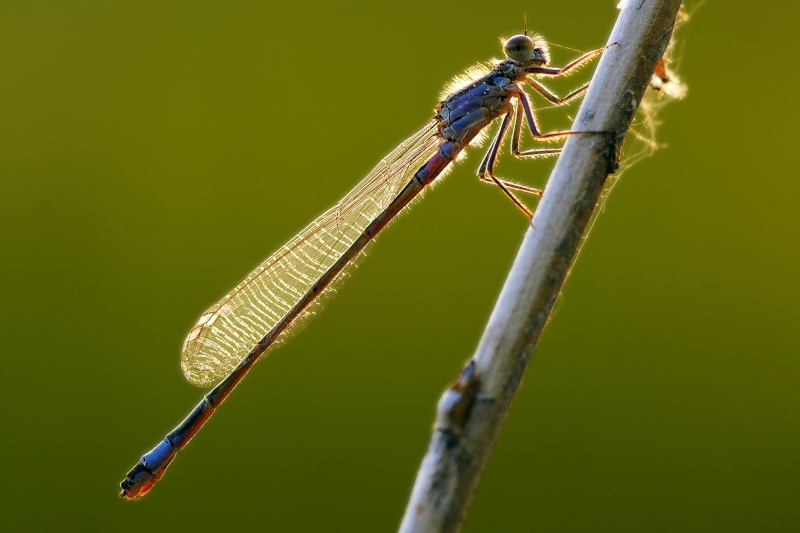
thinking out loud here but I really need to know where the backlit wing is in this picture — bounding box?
[181,120,441,386]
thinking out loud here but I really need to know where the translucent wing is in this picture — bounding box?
[181,120,441,386]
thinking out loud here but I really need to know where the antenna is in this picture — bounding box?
[524,13,528,36]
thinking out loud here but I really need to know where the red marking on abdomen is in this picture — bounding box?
[415,150,453,186]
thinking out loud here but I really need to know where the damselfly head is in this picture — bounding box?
[503,34,548,66]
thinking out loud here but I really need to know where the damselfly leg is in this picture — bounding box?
[525,45,611,77]
[476,89,590,217]
[477,44,615,217]
[524,79,588,107]
[478,110,538,217]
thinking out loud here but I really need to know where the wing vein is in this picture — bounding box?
[181,120,442,386]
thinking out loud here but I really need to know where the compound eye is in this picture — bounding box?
[503,35,536,63]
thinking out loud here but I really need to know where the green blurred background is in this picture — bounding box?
[1,0,797,531]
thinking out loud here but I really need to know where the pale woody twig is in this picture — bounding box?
[399,1,684,531]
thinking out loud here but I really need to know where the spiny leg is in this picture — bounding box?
[511,98,564,158]
[477,91,608,217]
[479,112,548,195]
[476,52,615,218]
[516,90,608,146]
[476,41,616,217]
[484,96,587,197]
[477,95,581,214]
[479,175,544,195]
[525,78,588,106]
[514,44,617,144]
[478,111,537,218]
[526,43,614,77]
[516,90,584,143]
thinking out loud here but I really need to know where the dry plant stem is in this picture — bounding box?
[398,1,683,532]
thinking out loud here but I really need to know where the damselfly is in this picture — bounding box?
[120,31,609,499]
